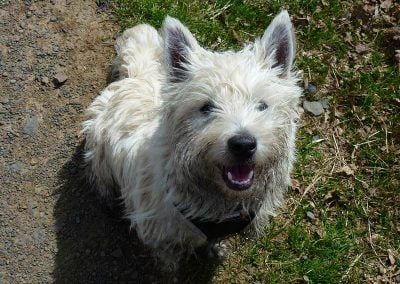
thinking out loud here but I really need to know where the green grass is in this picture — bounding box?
[111,0,399,282]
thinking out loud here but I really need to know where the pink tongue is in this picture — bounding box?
[226,165,253,181]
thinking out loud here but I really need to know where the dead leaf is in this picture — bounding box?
[314,228,326,238]
[334,108,344,118]
[344,32,353,43]
[337,165,354,176]
[324,190,341,205]
[363,4,376,15]
[379,265,387,275]
[380,0,393,10]
[291,179,303,194]
[355,44,369,54]
[349,163,358,171]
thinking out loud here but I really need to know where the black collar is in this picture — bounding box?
[180,206,255,241]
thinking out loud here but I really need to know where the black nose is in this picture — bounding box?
[228,133,257,159]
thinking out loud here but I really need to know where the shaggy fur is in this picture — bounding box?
[82,11,302,267]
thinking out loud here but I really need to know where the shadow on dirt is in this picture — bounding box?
[53,142,217,283]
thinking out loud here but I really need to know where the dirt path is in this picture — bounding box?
[0,1,170,282]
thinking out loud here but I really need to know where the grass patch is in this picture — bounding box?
[111,0,400,282]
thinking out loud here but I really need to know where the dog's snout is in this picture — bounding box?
[228,133,257,159]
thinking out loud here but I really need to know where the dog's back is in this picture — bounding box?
[82,25,164,197]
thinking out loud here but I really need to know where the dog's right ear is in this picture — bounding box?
[255,10,296,77]
[162,16,199,83]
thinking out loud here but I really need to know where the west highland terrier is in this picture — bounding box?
[82,10,301,267]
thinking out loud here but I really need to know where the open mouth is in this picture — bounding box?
[221,164,255,191]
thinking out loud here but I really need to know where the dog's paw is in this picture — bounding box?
[196,240,230,261]
[213,240,230,260]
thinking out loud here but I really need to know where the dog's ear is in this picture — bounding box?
[256,10,295,77]
[162,16,199,83]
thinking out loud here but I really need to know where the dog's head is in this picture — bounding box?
[159,11,302,198]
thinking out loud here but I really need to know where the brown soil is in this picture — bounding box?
[0,1,192,282]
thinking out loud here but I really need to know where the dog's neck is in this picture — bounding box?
[176,203,255,240]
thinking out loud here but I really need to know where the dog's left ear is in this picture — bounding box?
[255,10,296,77]
[162,16,200,83]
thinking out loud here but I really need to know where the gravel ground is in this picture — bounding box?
[0,1,188,282]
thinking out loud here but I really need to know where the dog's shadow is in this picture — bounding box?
[53,143,217,283]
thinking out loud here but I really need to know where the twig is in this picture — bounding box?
[362,200,386,267]
[341,253,363,281]
[210,2,232,20]
[330,63,340,88]
[368,220,385,266]
[383,121,389,154]
[351,145,358,161]
[367,130,381,139]
[330,132,340,174]
[353,139,377,147]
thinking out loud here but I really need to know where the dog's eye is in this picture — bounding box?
[200,102,214,114]
[257,101,268,111]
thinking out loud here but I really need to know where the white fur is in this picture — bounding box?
[82,11,302,267]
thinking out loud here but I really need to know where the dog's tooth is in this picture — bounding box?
[249,170,254,179]
[227,172,233,182]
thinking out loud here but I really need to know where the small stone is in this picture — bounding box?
[110,248,123,258]
[320,98,330,109]
[9,162,23,173]
[28,202,38,217]
[15,234,30,246]
[41,76,49,84]
[34,185,48,195]
[100,251,105,257]
[312,135,324,143]
[53,73,68,85]
[10,79,16,84]
[50,16,57,22]
[33,228,45,243]
[75,216,80,224]
[2,72,9,77]
[306,211,315,221]
[23,115,39,136]
[303,101,324,116]
[343,11,351,19]
[306,84,317,94]
[26,11,32,18]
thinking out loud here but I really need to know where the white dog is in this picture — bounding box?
[82,10,301,267]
